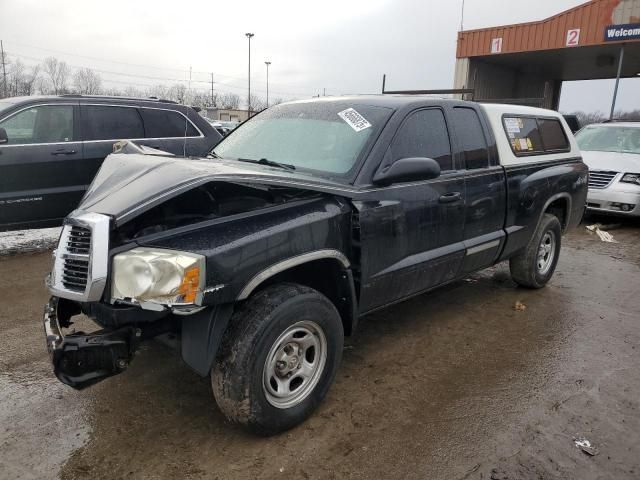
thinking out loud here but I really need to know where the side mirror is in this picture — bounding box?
[0,127,8,145]
[373,157,441,185]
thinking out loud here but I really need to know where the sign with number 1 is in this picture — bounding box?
[491,37,503,54]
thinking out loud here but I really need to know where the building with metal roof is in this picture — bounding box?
[453,0,640,115]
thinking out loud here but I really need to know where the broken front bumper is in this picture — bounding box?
[44,297,141,389]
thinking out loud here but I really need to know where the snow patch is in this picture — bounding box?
[0,228,61,256]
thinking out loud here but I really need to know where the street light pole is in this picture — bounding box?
[610,44,625,120]
[245,33,254,116]
[265,61,271,108]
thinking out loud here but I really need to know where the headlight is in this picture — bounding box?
[112,248,205,306]
[621,173,640,185]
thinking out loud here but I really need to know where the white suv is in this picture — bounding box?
[576,122,640,217]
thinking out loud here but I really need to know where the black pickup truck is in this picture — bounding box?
[43,96,587,435]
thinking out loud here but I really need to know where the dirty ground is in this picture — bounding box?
[1,217,639,479]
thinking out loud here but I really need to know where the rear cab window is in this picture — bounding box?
[452,107,490,169]
[391,108,453,172]
[503,116,569,156]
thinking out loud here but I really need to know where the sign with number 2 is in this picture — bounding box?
[566,29,580,46]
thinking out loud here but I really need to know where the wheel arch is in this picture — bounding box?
[541,192,572,233]
[237,250,359,336]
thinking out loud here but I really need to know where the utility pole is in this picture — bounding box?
[323,87,326,97]
[265,61,271,108]
[245,33,254,115]
[186,66,192,105]
[610,45,625,120]
[0,40,7,98]
[210,72,215,106]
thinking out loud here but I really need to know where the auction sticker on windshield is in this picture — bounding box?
[338,108,372,132]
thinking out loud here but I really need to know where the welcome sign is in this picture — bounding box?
[604,23,640,41]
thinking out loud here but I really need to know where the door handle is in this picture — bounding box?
[439,192,462,204]
[51,149,77,155]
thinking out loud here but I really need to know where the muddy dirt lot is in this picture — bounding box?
[1,218,639,480]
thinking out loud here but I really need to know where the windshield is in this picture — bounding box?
[576,125,640,154]
[212,102,392,175]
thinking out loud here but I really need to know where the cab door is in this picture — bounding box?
[0,102,82,230]
[450,105,506,273]
[356,108,466,313]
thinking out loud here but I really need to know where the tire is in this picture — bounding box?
[212,283,344,435]
[510,213,562,289]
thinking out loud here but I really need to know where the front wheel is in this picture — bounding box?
[212,283,344,435]
[510,213,562,289]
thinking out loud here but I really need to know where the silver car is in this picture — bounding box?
[576,122,640,217]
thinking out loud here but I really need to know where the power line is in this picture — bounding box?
[2,39,329,93]
[9,52,310,97]
[12,54,309,98]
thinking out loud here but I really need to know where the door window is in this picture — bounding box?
[83,105,144,141]
[0,105,74,144]
[139,108,199,138]
[503,117,544,155]
[538,118,569,151]
[503,116,570,156]
[452,107,489,169]
[391,109,453,171]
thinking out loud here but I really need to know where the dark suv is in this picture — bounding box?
[0,95,222,231]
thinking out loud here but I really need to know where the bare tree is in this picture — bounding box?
[148,84,168,100]
[270,97,285,106]
[123,86,144,98]
[7,57,23,97]
[22,64,40,96]
[614,109,640,121]
[42,57,70,94]
[3,57,41,97]
[191,91,217,108]
[249,94,267,112]
[218,92,240,109]
[167,83,187,104]
[101,87,123,96]
[73,67,102,94]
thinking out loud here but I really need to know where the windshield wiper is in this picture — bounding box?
[237,157,296,171]
[206,151,220,158]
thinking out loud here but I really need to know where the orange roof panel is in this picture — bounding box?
[456,0,640,58]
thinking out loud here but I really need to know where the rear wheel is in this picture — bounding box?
[510,213,562,289]
[212,283,343,435]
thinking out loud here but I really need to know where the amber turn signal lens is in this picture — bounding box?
[179,267,201,303]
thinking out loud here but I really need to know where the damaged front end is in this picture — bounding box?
[42,146,353,390]
[44,297,141,389]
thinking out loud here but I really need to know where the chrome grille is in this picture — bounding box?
[48,212,110,302]
[588,170,617,189]
[66,225,91,254]
[62,257,90,292]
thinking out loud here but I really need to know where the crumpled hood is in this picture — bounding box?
[78,153,355,226]
[581,150,640,173]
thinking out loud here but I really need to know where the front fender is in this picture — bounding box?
[138,196,353,306]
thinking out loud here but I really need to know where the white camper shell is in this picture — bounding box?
[480,103,580,166]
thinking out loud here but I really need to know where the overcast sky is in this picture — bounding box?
[1,0,638,113]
